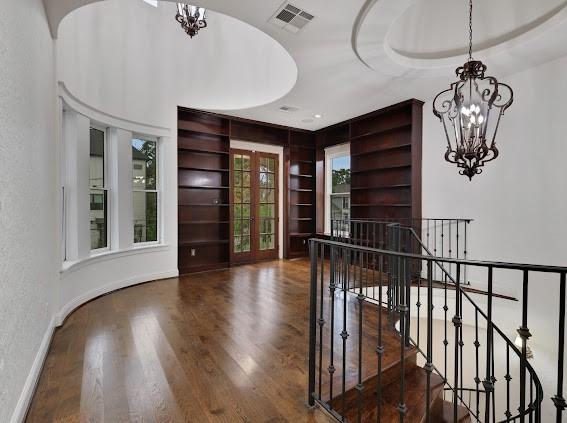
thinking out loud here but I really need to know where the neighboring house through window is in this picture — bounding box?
[324,143,350,235]
[90,126,108,250]
[132,138,159,243]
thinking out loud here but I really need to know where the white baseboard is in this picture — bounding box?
[10,314,57,423]
[56,269,179,326]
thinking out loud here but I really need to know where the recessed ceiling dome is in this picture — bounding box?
[387,0,567,60]
[57,0,297,127]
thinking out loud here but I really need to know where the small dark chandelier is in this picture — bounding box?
[175,3,207,38]
[433,0,513,180]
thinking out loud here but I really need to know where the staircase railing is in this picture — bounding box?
[308,231,566,422]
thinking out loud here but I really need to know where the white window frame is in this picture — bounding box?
[132,135,161,246]
[324,142,350,235]
[90,123,111,254]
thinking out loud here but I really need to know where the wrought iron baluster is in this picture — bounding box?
[425,260,433,423]
[529,372,533,423]
[505,342,511,422]
[519,270,531,423]
[464,220,469,284]
[475,309,481,420]
[404,232,411,347]
[453,263,462,423]
[341,246,350,418]
[373,222,376,300]
[308,240,318,406]
[317,243,327,400]
[484,266,494,423]
[553,272,566,423]
[328,248,338,407]
[356,250,364,423]
[443,252,449,399]
[459,277,464,401]
[398,256,408,423]
[376,255,384,423]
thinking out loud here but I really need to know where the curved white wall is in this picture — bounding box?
[53,0,299,325]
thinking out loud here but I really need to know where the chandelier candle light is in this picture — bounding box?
[433,0,513,180]
[176,3,207,38]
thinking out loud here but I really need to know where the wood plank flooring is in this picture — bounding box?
[26,259,336,423]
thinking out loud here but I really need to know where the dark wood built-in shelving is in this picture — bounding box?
[178,100,422,273]
[177,109,231,274]
[286,130,316,259]
[316,99,422,225]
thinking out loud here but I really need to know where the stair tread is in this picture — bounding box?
[334,367,445,423]
[432,399,471,423]
[317,292,418,402]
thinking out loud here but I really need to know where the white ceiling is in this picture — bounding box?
[44,0,567,130]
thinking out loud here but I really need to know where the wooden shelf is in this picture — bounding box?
[290,173,313,178]
[351,203,411,207]
[178,166,230,172]
[291,218,313,221]
[177,147,229,156]
[351,143,411,158]
[178,185,230,190]
[290,188,313,192]
[177,126,229,138]
[178,203,230,207]
[292,203,313,206]
[179,221,230,224]
[289,232,313,237]
[351,185,411,191]
[350,123,412,141]
[351,164,411,174]
[292,159,315,164]
[179,240,229,246]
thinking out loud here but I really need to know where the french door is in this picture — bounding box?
[230,149,279,264]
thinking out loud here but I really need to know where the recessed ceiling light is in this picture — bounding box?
[314,114,323,119]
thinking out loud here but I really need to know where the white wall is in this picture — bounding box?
[0,0,59,421]
[423,54,567,418]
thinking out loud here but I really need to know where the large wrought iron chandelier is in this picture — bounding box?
[433,0,513,180]
[175,3,207,38]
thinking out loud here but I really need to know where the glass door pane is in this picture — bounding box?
[258,156,276,251]
[233,153,252,256]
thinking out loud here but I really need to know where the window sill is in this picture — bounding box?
[61,244,170,275]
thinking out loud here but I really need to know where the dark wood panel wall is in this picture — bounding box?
[177,100,422,274]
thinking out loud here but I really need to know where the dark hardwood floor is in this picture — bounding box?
[26,259,336,423]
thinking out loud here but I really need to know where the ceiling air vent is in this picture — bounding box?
[279,105,299,113]
[270,2,314,34]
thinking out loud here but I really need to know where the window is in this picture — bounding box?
[325,143,350,234]
[90,127,108,250]
[132,138,158,243]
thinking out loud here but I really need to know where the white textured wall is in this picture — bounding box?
[423,54,567,418]
[0,0,58,421]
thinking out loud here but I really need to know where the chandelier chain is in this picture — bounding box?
[468,0,473,61]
